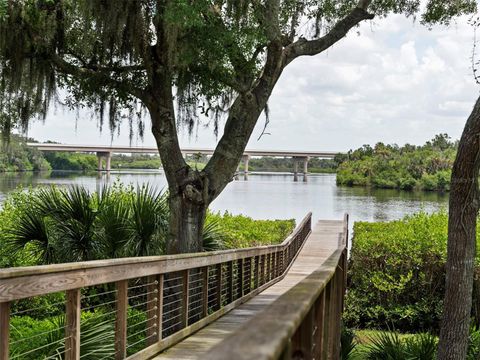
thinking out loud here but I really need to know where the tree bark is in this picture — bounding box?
[148,84,210,254]
[438,96,480,360]
[168,192,207,254]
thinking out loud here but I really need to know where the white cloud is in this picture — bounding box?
[28,12,480,152]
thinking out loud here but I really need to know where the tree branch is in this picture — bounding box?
[50,54,148,101]
[284,3,374,63]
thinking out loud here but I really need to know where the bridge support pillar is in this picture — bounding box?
[243,155,250,180]
[303,156,309,183]
[97,152,112,172]
[105,153,112,172]
[293,158,299,182]
[97,153,104,171]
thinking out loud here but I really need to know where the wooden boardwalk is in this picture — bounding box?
[154,219,344,359]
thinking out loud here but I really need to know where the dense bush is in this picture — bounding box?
[345,212,480,333]
[44,152,98,171]
[245,157,338,173]
[0,136,50,172]
[206,211,295,248]
[336,134,456,192]
[112,154,162,169]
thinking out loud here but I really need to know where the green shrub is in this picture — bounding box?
[345,211,462,332]
[399,177,417,191]
[0,136,51,172]
[346,211,480,332]
[206,211,295,249]
[419,174,438,191]
[468,325,480,360]
[362,331,437,360]
[10,311,115,359]
[44,152,98,171]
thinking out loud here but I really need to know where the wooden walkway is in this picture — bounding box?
[154,219,344,359]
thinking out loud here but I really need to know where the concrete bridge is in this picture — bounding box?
[0,213,348,360]
[27,143,342,182]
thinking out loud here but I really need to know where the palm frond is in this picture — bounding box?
[404,333,437,360]
[6,207,56,264]
[202,217,227,251]
[364,331,406,360]
[95,191,130,258]
[127,185,169,257]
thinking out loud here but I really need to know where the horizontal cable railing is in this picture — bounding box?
[206,213,349,360]
[0,213,312,360]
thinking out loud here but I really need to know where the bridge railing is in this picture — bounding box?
[206,214,349,360]
[0,213,312,360]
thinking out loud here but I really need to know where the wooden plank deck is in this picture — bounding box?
[153,219,344,360]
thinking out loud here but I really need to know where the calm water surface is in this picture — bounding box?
[0,171,449,234]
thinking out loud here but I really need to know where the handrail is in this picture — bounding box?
[0,213,312,360]
[206,213,349,360]
[0,213,310,281]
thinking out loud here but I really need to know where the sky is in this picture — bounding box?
[27,11,480,153]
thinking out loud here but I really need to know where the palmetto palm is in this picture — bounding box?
[7,184,225,265]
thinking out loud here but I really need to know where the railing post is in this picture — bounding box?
[275,251,280,277]
[0,302,10,360]
[266,254,271,282]
[181,270,190,328]
[254,256,260,289]
[65,289,81,360]
[115,280,128,360]
[260,255,265,285]
[322,280,333,360]
[314,291,326,359]
[227,261,234,303]
[332,267,343,359]
[239,259,244,297]
[202,266,209,317]
[327,276,338,360]
[291,307,314,359]
[247,257,253,293]
[280,339,292,360]
[215,264,222,310]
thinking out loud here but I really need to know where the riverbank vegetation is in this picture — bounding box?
[0,184,295,268]
[342,210,480,359]
[337,134,456,191]
[242,157,338,173]
[344,211,472,333]
[0,135,51,172]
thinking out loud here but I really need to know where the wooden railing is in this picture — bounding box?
[206,214,349,360]
[0,213,312,360]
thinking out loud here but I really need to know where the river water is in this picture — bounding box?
[0,170,449,235]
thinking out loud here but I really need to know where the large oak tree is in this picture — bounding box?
[1,0,479,357]
[0,0,475,254]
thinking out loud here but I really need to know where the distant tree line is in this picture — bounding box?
[336,134,456,192]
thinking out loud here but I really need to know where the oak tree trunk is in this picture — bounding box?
[438,96,480,359]
[148,69,214,254]
[167,184,208,254]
